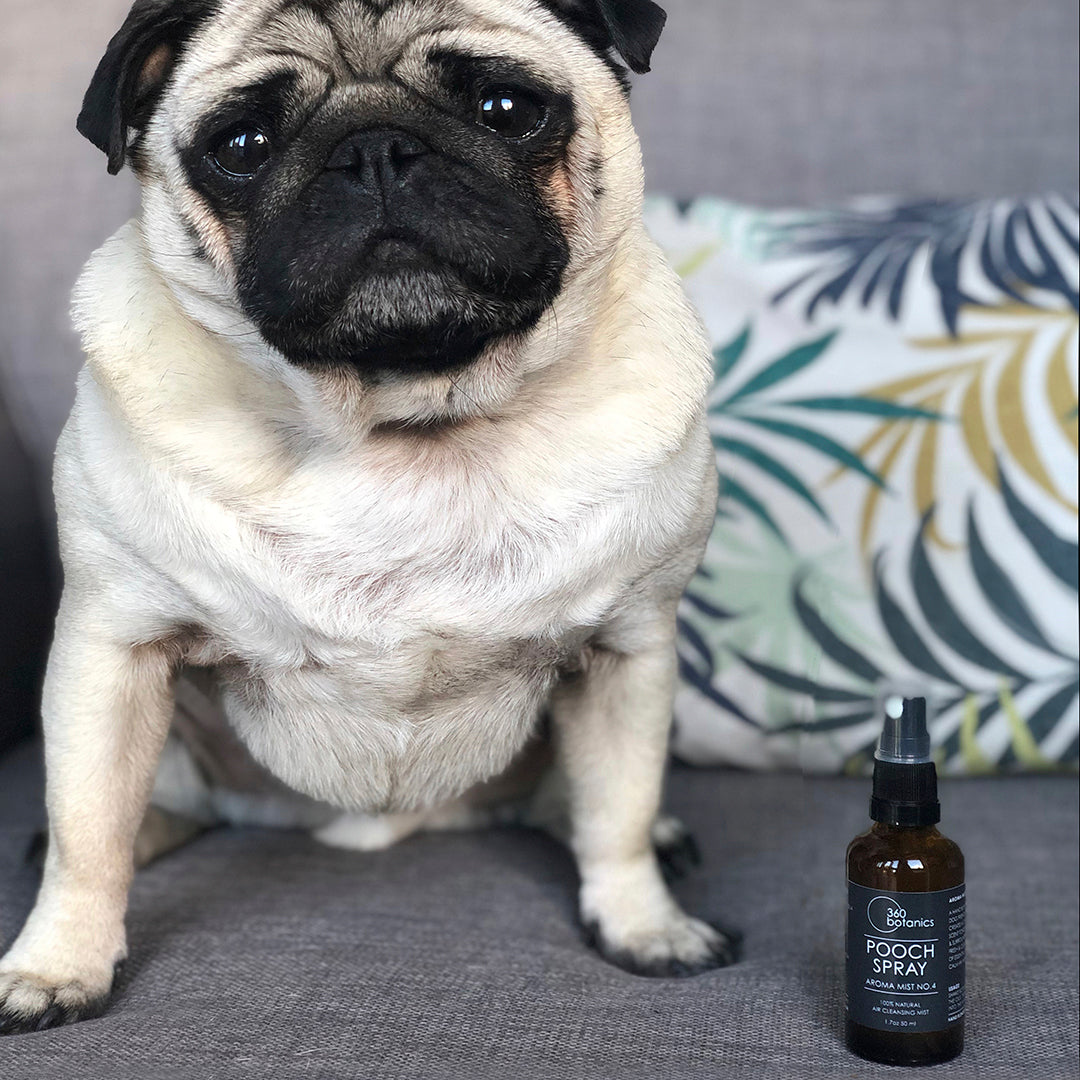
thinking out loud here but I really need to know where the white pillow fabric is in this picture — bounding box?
[644,195,1079,774]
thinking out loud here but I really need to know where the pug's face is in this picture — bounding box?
[79,0,666,378]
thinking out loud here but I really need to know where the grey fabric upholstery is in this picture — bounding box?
[634,0,1080,202]
[0,394,54,755]
[0,0,141,484]
[1,0,1079,475]
[2,742,1077,1079]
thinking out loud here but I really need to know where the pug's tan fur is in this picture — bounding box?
[1,0,728,1031]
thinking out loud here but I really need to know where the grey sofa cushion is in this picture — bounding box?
[0,393,53,754]
[1,742,1076,1079]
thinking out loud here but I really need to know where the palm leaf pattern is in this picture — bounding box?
[681,496,1078,773]
[763,195,1079,334]
[665,193,1079,774]
[704,325,938,544]
[820,306,1078,553]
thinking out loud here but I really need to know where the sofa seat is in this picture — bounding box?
[1,741,1076,1079]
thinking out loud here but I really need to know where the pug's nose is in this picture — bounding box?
[325,129,429,188]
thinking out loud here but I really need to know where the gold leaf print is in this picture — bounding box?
[996,331,1074,511]
[914,391,960,548]
[960,371,998,486]
[1046,322,1079,453]
[859,421,912,554]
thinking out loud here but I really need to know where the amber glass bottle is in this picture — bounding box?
[846,697,965,1066]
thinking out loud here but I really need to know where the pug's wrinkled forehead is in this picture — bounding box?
[80,0,665,177]
[77,0,667,377]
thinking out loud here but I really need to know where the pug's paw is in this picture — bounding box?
[579,863,739,978]
[0,963,119,1035]
[584,909,738,977]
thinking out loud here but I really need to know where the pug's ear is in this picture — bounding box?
[77,0,218,174]
[546,0,668,75]
[596,0,668,73]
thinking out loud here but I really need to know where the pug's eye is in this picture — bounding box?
[210,129,272,176]
[477,89,545,139]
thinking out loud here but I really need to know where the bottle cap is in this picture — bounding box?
[876,695,932,764]
[870,696,940,827]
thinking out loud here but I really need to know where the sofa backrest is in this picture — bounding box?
[1,0,1077,473]
[0,0,1076,754]
[635,0,1080,203]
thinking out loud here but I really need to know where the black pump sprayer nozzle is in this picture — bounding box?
[870,696,940,827]
[876,695,932,764]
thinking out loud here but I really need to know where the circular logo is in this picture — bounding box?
[867,896,905,934]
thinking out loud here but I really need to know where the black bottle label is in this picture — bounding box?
[847,882,965,1033]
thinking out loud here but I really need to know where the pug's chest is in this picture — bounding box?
[186,475,636,704]
[238,508,624,648]
[181,497,625,809]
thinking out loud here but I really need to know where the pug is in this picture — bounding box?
[0,0,729,1034]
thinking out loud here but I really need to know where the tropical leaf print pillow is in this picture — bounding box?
[644,194,1079,774]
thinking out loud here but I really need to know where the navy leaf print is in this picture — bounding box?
[873,554,956,684]
[999,466,1079,593]
[1026,681,1080,744]
[966,503,1065,656]
[765,196,1080,334]
[676,617,759,728]
[769,710,876,735]
[732,653,871,703]
[910,513,1027,680]
[791,575,884,684]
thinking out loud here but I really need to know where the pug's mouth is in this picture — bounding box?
[363,237,437,272]
[236,217,557,377]
[243,258,509,375]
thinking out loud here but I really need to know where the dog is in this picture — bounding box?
[0,0,729,1034]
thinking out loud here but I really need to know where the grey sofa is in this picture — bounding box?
[1,2,1078,1077]
[1,742,1077,1080]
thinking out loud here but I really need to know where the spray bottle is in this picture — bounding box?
[846,696,965,1065]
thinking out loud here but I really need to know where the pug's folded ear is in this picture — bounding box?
[545,0,668,75]
[77,0,217,174]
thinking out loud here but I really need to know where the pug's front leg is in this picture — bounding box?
[553,637,737,977]
[0,597,177,1034]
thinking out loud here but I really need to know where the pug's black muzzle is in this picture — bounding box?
[238,126,569,376]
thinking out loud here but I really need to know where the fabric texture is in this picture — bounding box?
[632,0,1080,203]
[2,1,1079,478]
[644,195,1080,775]
[0,392,53,754]
[0,742,1077,1079]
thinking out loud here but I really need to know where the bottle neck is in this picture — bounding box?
[870,758,940,827]
[869,821,941,839]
